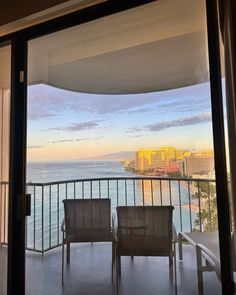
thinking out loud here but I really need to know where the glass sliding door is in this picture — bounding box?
[25,1,222,294]
[0,45,11,295]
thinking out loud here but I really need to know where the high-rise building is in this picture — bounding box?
[135,149,153,171]
[183,156,214,176]
[176,149,184,160]
[183,150,191,158]
[135,147,177,171]
[192,150,214,157]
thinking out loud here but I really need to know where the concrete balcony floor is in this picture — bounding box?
[26,243,222,295]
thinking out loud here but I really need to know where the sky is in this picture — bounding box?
[27,81,215,161]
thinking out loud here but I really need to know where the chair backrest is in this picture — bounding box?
[116,206,174,256]
[63,198,111,242]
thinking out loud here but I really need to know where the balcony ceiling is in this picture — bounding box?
[27,0,208,94]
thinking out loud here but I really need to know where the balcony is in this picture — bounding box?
[26,242,221,295]
[1,177,221,294]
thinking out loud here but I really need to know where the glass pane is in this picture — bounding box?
[26,1,221,294]
[219,21,235,289]
[0,45,11,295]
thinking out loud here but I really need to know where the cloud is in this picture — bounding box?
[146,113,212,131]
[75,136,104,141]
[153,97,211,113]
[121,95,211,116]
[128,113,212,133]
[49,136,104,144]
[28,110,56,120]
[43,121,98,132]
[28,82,212,119]
[130,134,146,138]
[50,139,74,144]
[126,127,144,133]
[27,145,44,149]
[66,121,98,131]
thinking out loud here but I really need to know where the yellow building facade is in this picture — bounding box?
[135,147,177,171]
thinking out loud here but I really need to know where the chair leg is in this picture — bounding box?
[196,245,204,295]
[66,242,70,264]
[118,254,121,277]
[169,243,177,294]
[173,243,177,295]
[178,233,183,260]
[169,256,173,280]
[62,242,65,284]
[116,252,120,295]
[116,261,119,295]
[111,241,115,283]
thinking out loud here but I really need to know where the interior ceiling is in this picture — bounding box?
[0,0,106,36]
[28,0,209,94]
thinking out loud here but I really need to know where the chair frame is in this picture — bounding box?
[114,205,177,294]
[61,198,115,284]
[178,231,235,295]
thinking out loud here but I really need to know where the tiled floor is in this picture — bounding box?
[26,243,222,295]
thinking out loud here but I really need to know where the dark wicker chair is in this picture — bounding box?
[115,206,177,292]
[61,198,115,283]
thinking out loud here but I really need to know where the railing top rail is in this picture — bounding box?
[26,176,216,187]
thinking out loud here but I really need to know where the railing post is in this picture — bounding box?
[187,180,192,232]
[49,185,52,249]
[178,181,182,232]
[41,185,44,254]
[197,182,202,232]
[33,186,36,251]
[160,180,163,205]
[57,184,59,246]
[125,180,127,206]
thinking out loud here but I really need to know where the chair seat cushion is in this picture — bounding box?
[65,228,113,242]
[118,235,171,256]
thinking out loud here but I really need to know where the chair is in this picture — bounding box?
[115,206,177,293]
[61,198,115,283]
[178,231,236,295]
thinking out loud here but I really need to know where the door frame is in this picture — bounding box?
[0,0,233,294]
[7,35,28,295]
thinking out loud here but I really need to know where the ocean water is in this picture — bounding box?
[27,160,135,183]
[26,160,197,251]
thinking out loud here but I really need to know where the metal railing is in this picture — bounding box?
[1,177,217,253]
[26,177,216,253]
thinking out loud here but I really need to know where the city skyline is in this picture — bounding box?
[133,147,214,176]
[27,81,217,161]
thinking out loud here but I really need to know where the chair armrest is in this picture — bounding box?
[61,219,65,232]
[196,243,221,279]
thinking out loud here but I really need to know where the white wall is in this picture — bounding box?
[0,45,11,295]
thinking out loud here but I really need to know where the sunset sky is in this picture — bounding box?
[27,81,216,161]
